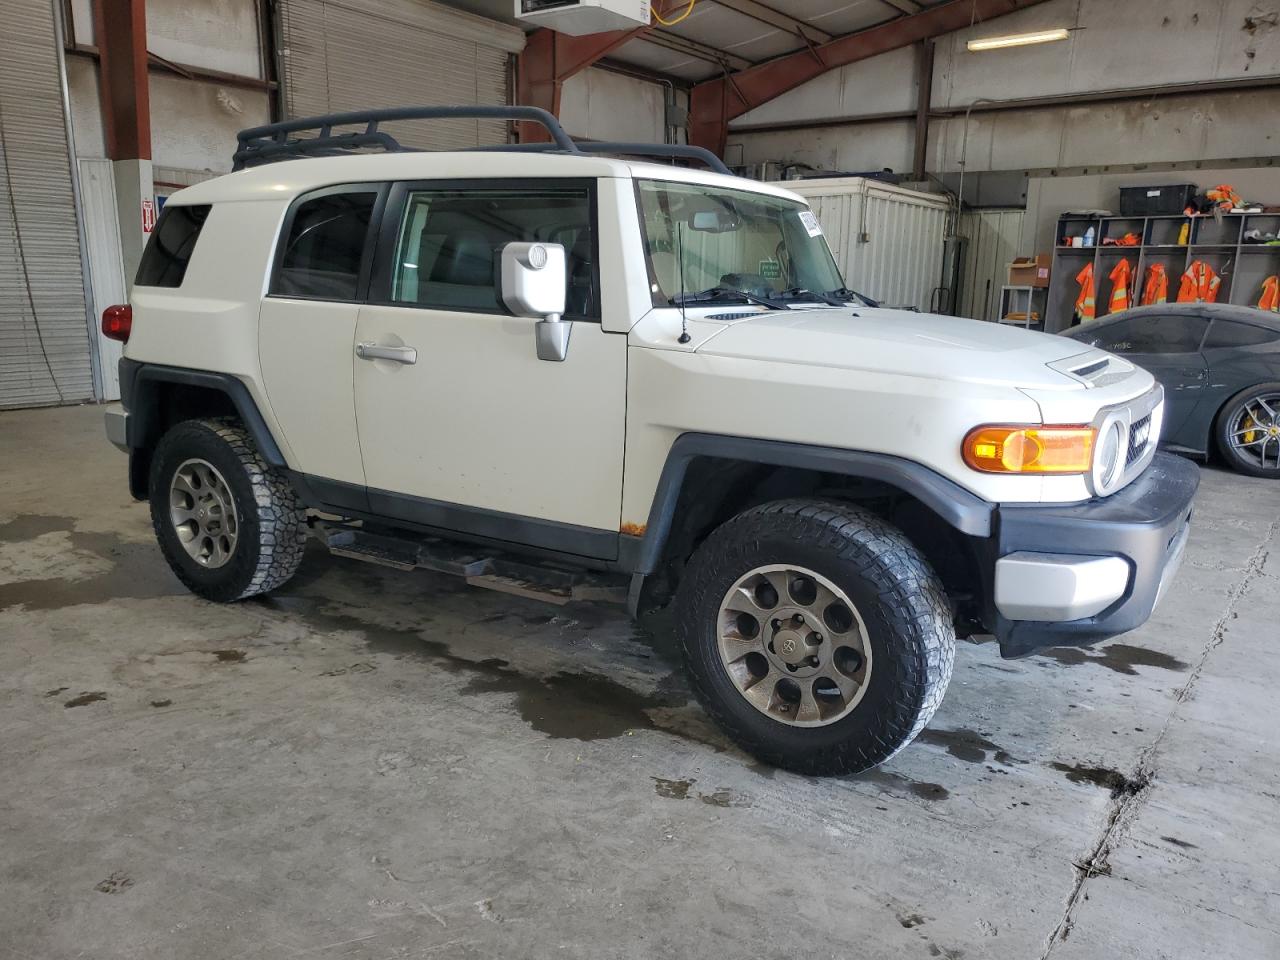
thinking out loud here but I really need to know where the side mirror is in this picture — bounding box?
[500,242,570,362]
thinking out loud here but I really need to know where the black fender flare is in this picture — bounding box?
[626,433,995,578]
[119,360,288,495]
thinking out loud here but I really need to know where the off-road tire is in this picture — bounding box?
[1214,382,1280,478]
[149,418,306,602]
[675,499,955,775]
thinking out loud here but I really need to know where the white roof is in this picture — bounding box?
[172,151,806,206]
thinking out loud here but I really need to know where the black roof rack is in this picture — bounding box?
[232,105,731,175]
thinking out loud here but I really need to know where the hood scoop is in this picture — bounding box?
[1048,350,1135,388]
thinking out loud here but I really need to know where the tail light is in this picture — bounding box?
[101,304,132,342]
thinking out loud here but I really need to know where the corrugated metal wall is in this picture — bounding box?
[0,0,94,409]
[958,208,1025,321]
[778,178,951,311]
[278,0,524,148]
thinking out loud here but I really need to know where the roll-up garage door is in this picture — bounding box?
[277,0,525,149]
[0,0,95,408]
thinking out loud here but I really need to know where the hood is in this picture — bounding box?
[694,306,1103,390]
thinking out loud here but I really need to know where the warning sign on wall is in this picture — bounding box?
[141,198,156,234]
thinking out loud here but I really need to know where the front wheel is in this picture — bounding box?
[674,499,955,775]
[149,418,307,602]
[1215,383,1280,477]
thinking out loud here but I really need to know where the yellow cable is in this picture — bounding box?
[652,0,697,26]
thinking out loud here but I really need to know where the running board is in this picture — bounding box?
[320,525,627,606]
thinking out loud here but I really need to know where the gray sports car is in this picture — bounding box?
[1063,304,1280,478]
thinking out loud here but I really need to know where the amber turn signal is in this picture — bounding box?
[962,425,1095,474]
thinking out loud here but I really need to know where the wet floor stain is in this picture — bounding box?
[1038,643,1189,675]
[1051,761,1149,799]
[898,912,927,929]
[43,686,69,697]
[212,649,246,664]
[918,727,1021,765]
[257,598,697,746]
[64,691,107,708]
[652,777,694,800]
[1161,835,1198,850]
[0,514,181,611]
[94,872,134,894]
[859,770,950,801]
[699,788,749,808]
[150,698,172,708]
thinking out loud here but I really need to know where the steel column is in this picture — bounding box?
[912,38,934,181]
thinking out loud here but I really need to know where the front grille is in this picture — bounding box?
[1127,413,1152,466]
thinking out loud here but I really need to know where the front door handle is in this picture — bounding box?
[356,341,417,365]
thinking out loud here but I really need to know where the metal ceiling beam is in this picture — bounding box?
[640,29,755,71]
[879,0,924,14]
[709,0,833,44]
[688,0,1054,155]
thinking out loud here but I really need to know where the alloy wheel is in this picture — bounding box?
[169,458,239,568]
[1228,392,1280,471]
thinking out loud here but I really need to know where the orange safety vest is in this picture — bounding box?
[1260,275,1280,312]
[1075,262,1096,322]
[1108,258,1132,313]
[1141,263,1168,305]
[1176,260,1221,303]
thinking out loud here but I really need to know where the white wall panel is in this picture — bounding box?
[148,0,264,78]
[149,74,270,174]
[733,46,917,128]
[77,159,127,400]
[958,208,1024,321]
[560,68,664,143]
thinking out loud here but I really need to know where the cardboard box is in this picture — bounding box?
[1009,254,1051,288]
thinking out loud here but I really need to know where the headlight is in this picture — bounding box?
[1092,416,1126,493]
[963,425,1096,474]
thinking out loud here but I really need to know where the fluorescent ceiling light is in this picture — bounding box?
[967,28,1069,51]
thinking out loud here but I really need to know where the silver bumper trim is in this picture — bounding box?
[104,405,129,452]
[995,552,1131,622]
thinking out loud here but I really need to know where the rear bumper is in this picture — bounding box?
[104,404,130,452]
[987,452,1199,658]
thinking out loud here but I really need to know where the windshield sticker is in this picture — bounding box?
[759,258,782,280]
[798,210,823,238]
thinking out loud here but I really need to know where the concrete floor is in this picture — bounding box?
[1,403,1278,960]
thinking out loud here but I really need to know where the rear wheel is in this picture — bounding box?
[1215,383,1280,478]
[150,418,306,601]
[674,499,955,775]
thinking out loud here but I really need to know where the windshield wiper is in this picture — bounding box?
[777,287,844,306]
[826,287,878,307]
[671,287,786,310]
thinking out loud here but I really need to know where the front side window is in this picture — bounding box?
[1076,313,1210,354]
[135,204,210,287]
[636,179,845,307]
[273,190,378,301]
[390,186,596,318]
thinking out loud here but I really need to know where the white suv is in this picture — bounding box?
[102,106,1197,774]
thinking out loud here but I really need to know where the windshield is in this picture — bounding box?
[636,179,847,307]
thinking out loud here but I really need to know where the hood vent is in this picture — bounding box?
[1048,351,1135,389]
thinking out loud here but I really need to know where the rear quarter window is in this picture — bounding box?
[271,189,379,301]
[1203,320,1279,349]
[135,204,211,287]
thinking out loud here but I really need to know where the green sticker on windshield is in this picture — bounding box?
[759,258,782,280]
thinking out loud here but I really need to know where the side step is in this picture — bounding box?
[321,525,627,606]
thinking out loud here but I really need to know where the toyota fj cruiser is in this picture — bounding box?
[102,107,1198,774]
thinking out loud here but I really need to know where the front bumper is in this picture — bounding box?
[986,452,1199,657]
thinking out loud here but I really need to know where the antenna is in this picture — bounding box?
[677,221,691,344]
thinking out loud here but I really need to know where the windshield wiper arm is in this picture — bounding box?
[671,287,786,310]
[777,287,844,306]
[827,287,878,307]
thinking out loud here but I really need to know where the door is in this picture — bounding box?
[1082,311,1210,438]
[258,185,385,494]
[353,180,627,559]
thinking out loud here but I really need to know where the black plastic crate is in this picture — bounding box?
[1118,184,1197,217]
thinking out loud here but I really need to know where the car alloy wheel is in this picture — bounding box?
[169,457,240,568]
[1227,391,1280,471]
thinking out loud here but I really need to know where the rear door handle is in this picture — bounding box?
[356,342,417,364]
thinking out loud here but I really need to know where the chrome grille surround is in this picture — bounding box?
[1089,384,1165,497]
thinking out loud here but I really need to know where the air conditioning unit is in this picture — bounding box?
[516,0,652,36]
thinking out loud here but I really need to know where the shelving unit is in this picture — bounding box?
[1045,212,1280,333]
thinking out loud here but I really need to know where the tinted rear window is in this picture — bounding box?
[135,204,210,287]
[272,190,378,301]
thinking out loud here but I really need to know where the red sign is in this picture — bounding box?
[141,198,156,234]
